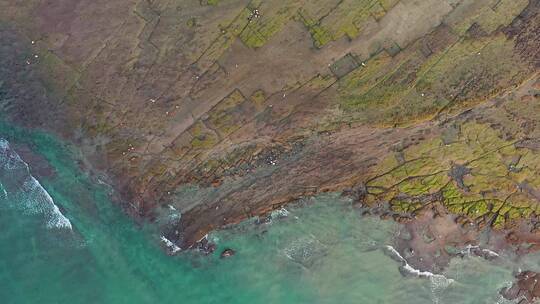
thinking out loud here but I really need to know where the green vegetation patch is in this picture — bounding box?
[298,0,384,48]
[188,121,219,150]
[336,30,530,126]
[297,9,333,48]
[366,122,540,228]
[204,89,247,137]
[239,1,302,48]
[449,0,530,35]
[319,0,382,41]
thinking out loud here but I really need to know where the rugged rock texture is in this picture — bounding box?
[502,271,540,304]
[0,0,538,249]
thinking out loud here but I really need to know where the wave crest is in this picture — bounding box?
[0,139,72,230]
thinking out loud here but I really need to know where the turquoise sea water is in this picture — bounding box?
[0,122,532,304]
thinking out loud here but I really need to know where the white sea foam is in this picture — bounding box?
[459,244,500,259]
[384,245,454,304]
[0,139,72,230]
[283,236,327,267]
[0,182,7,199]
[197,234,208,243]
[25,176,73,229]
[459,244,479,256]
[160,236,181,254]
[482,248,500,258]
[0,140,27,171]
[208,234,220,244]
[271,207,289,218]
[384,245,454,282]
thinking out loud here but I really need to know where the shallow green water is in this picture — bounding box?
[0,123,528,304]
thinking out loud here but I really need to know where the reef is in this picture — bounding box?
[0,0,538,252]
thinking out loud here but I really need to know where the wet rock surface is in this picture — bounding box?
[501,271,540,304]
[220,248,235,259]
[195,238,217,255]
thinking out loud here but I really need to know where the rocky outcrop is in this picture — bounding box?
[0,0,538,250]
[220,248,235,258]
[501,271,540,304]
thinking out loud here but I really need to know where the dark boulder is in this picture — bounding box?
[220,248,235,258]
[196,238,216,255]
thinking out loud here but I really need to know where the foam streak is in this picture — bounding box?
[0,139,72,230]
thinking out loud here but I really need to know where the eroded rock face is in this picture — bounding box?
[501,271,540,304]
[0,0,538,249]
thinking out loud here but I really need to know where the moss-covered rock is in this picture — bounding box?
[367,122,540,229]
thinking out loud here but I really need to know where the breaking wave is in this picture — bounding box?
[0,139,72,229]
[383,245,454,302]
[160,236,181,254]
[459,244,500,260]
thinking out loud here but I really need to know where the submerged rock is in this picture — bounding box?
[220,248,235,258]
[196,238,216,255]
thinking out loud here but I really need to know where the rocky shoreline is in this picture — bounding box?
[502,271,540,303]
[5,122,540,302]
[0,2,539,296]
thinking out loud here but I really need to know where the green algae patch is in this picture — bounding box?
[188,121,219,150]
[379,0,399,11]
[204,90,247,137]
[249,89,268,112]
[338,50,438,125]
[366,122,540,229]
[319,0,381,42]
[239,2,302,49]
[415,34,529,111]
[390,199,423,214]
[194,6,254,68]
[448,0,530,35]
[298,0,384,48]
[297,9,333,48]
[336,28,530,126]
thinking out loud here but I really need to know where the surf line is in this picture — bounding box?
[0,139,72,230]
[384,245,454,283]
[160,236,181,254]
[29,175,73,230]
